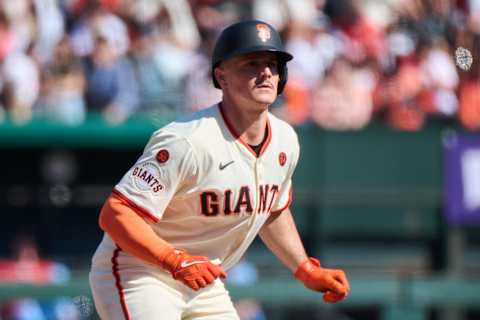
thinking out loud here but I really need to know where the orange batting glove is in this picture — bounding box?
[295,257,350,303]
[160,248,227,291]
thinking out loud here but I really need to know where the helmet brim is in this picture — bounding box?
[213,45,293,69]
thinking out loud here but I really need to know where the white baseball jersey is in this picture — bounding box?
[92,103,299,271]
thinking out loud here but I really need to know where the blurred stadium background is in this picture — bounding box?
[0,0,480,319]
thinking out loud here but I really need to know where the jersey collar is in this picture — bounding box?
[218,103,272,158]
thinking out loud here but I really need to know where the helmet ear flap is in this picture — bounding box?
[277,62,288,95]
[212,65,221,89]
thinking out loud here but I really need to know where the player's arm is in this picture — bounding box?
[99,193,226,290]
[259,208,350,302]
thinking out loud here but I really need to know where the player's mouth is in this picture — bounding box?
[256,82,274,89]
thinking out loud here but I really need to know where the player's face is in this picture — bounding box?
[219,52,280,108]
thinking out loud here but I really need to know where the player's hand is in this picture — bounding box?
[161,249,227,291]
[294,257,350,303]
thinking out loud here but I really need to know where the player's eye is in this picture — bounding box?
[267,62,278,70]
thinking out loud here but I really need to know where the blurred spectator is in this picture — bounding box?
[325,0,386,64]
[36,36,86,125]
[182,30,222,113]
[0,6,39,124]
[70,4,129,58]
[31,0,65,66]
[0,0,475,130]
[235,299,266,320]
[130,24,170,113]
[0,234,78,320]
[458,76,480,130]
[253,0,318,30]
[0,50,40,124]
[1,298,47,320]
[130,0,203,114]
[419,38,459,117]
[192,0,246,33]
[156,0,201,50]
[84,33,139,125]
[131,23,187,115]
[1,0,35,53]
[284,19,330,88]
[151,0,206,84]
[272,74,310,126]
[311,56,374,130]
[373,56,428,131]
[0,234,70,284]
[275,11,342,126]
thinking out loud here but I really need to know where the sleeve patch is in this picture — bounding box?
[156,149,170,164]
[131,162,164,193]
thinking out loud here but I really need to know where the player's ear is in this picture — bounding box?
[214,67,227,88]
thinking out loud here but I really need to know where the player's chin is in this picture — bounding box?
[251,91,276,105]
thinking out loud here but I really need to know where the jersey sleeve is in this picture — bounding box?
[270,133,300,214]
[113,130,198,223]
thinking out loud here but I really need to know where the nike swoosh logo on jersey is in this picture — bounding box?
[180,260,207,268]
[219,160,234,170]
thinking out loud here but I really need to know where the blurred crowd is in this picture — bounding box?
[0,0,478,131]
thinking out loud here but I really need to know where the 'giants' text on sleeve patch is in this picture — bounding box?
[131,162,164,193]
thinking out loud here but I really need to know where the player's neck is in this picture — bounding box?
[220,98,269,146]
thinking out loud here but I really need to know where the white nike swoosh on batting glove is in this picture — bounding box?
[180,260,208,268]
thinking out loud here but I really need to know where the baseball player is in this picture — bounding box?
[89,20,350,320]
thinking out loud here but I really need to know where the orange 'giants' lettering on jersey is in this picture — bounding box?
[200,184,279,216]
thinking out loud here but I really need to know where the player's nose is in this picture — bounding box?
[260,65,273,78]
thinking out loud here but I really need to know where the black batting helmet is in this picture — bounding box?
[211,20,293,95]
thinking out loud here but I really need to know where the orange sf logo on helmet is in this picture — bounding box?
[256,24,271,42]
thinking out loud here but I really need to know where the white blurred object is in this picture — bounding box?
[455,47,473,71]
[285,0,318,24]
[1,52,40,112]
[71,11,130,57]
[285,21,342,88]
[461,149,480,210]
[253,0,318,29]
[388,31,416,57]
[252,0,289,29]
[154,41,195,83]
[12,298,46,320]
[286,38,328,87]
[312,60,374,130]
[32,0,65,65]
[183,53,222,113]
[129,0,162,23]
[227,260,258,286]
[423,47,459,89]
[1,0,34,52]
[93,13,130,57]
[469,0,480,14]
[54,297,80,320]
[434,89,458,116]
[359,0,397,28]
[160,0,201,49]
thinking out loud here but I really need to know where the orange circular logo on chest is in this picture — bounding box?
[279,152,287,166]
[156,149,170,163]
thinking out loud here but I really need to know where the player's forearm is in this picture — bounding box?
[258,208,308,273]
[99,194,227,290]
[99,194,174,266]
